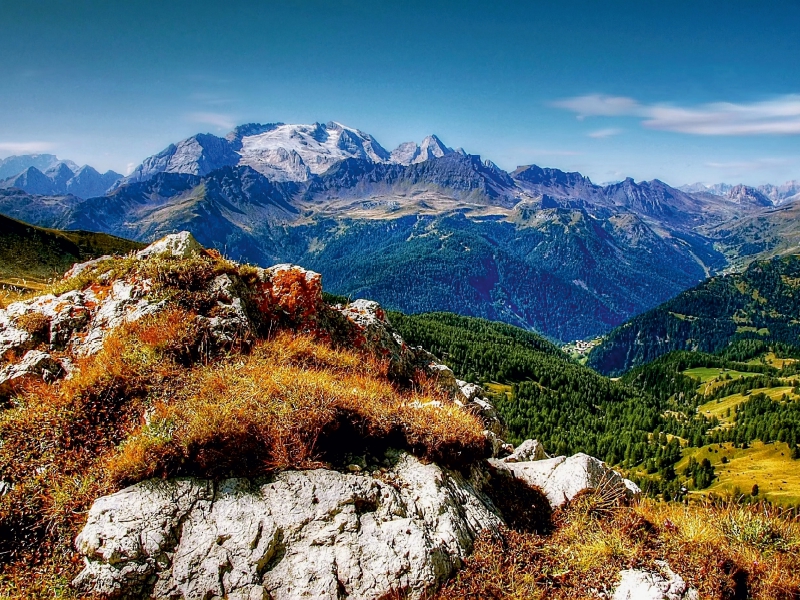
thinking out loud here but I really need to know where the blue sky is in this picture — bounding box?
[1,0,798,186]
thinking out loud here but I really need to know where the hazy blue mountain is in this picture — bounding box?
[0,163,122,199]
[0,154,77,179]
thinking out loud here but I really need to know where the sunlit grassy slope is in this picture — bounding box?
[678,442,800,505]
[0,213,143,291]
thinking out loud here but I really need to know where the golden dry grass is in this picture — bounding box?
[0,309,199,598]
[108,331,487,484]
[437,495,800,600]
[677,441,800,505]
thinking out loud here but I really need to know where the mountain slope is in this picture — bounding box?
[1,120,789,342]
[587,255,800,375]
[0,214,143,287]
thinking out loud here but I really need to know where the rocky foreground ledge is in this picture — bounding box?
[0,232,704,600]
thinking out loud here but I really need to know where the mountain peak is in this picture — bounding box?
[389,134,453,166]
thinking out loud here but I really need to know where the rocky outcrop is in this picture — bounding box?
[490,451,640,509]
[135,230,204,260]
[502,438,547,463]
[612,561,699,600]
[0,233,503,423]
[73,453,503,600]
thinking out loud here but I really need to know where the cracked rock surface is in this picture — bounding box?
[74,453,503,600]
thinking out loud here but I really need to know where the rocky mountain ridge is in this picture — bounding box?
[680,180,800,205]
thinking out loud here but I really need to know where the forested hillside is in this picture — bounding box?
[587,255,800,376]
[392,312,713,500]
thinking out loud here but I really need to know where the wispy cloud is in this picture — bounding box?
[0,141,55,154]
[187,111,236,130]
[587,127,623,139]
[553,95,640,119]
[553,94,800,136]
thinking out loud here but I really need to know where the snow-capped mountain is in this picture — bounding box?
[679,182,734,196]
[237,122,390,181]
[122,122,462,184]
[759,180,800,205]
[680,181,800,206]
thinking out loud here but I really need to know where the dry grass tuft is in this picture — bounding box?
[108,331,487,485]
[438,497,800,600]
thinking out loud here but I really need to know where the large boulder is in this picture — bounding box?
[73,453,503,600]
[502,439,547,463]
[490,452,640,508]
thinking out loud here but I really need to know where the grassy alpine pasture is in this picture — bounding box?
[677,442,800,505]
[698,386,797,427]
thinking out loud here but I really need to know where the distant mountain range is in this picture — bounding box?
[0,154,121,199]
[0,121,798,341]
[680,181,800,206]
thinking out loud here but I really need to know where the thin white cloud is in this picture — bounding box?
[0,141,55,154]
[552,94,641,119]
[126,162,136,175]
[553,94,800,136]
[187,111,236,130]
[588,128,623,139]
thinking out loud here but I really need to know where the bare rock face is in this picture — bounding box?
[62,255,113,280]
[136,230,205,260]
[254,264,324,326]
[73,453,503,600]
[337,299,422,378]
[502,439,547,463]
[490,451,641,508]
[613,561,699,600]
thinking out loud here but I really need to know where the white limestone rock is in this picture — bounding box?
[503,439,547,463]
[202,274,253,347]
[337,299,423,379]
[612,561,699,600]
[136,231,204,260]
[490,452,641,508]
[63,255,112,280]
[76,280,164,356]
[74,453,503,600]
